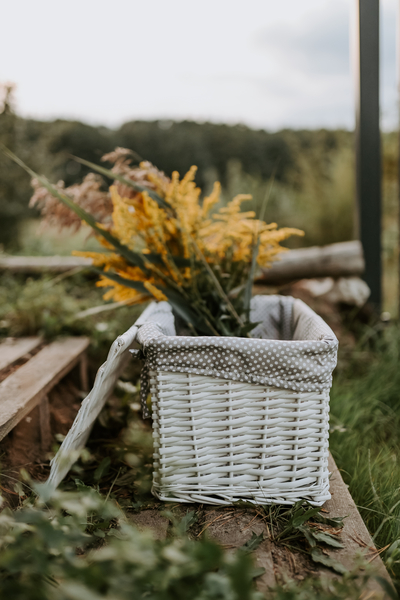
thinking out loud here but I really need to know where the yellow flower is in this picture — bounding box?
[96,277,148,304]
[71,163,304,312]
[143,281,168,302]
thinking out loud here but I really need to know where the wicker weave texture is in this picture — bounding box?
[150,370,330,506]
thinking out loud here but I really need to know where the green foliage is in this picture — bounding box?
[0,483,262,600]
[0,309,397,598]
[330,323,400,583]
[257,502,346,575]
[0,396,389,600]
[265,567,396,600]
[117,120,293,189]
[0,272,142,360]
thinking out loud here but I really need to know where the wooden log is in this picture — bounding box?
[0,255,93,273]
[258,241,364,285]
[0,337,90,441]
[1,241,364,284]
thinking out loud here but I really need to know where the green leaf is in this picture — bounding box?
[297,525,317,548]
[240,532,264,554]
[310,530,344,549]
[74,479,94,493]
[387,539,400,557]
[164,288,215,335]
[71,155,170,210]
[291,507,322,528]
[178,511,198,533]
[239,321,261,337]
[374,576,399,600]
[93,529,106,538]
[93,457,111,482]
[95,520,111,530]
[313,513,345,529]
[310,548,347,574]
[250,567,266,579]
[276,506,322,541]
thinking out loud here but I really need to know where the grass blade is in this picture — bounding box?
[190,236,245,331]
[239,532,264,554]
[162,287,216,335]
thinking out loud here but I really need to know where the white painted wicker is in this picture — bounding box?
[138,296,337,506]
[150,372,330,505]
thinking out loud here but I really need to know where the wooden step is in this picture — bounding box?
[0,337,90,441]
[0,337,42,373]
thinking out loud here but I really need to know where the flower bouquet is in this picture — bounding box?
[4,146,303,336]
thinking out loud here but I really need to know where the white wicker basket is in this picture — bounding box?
[136,296,338,506]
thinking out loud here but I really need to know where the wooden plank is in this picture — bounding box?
[0,255,93,273]
[0,336,90,441]
[0,337,42,373]
[258,241,364,285]
[321,454,392,594]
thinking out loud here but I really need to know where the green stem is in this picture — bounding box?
[190,236,245,329]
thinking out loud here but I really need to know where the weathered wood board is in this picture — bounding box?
[0,337,42,373]
[321,453,392,595]
[0,337,89,441]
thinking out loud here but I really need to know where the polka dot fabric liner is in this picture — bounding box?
[135,296,338,419]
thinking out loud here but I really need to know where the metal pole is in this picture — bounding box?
[355,0,382,309]
[398,3,400,319]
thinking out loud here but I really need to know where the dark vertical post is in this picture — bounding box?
[398,5,400,319]
[355,0,382,308]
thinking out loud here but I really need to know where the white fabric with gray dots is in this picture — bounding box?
[135,295,338,419]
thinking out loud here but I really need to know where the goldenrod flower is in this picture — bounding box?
[73,163,303,314]
[143,281,168,302]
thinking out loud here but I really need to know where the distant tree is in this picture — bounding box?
[117,120,294,189]
[0,83,21,248]
[0,100,356,250]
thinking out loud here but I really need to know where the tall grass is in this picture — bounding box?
[222,146,355,249]
[330,323,400,581]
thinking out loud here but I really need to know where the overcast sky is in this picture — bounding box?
[1,0,398,130]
